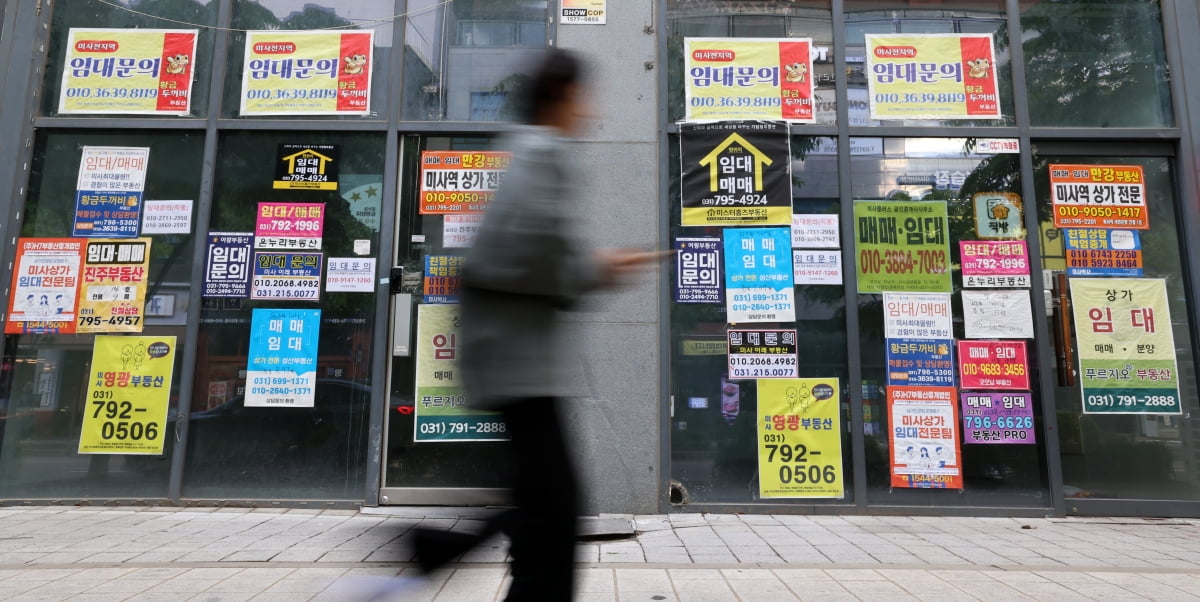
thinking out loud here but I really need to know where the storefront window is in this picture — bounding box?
[401,1,549,121]
[667,1,834,125]
[844,0,1014,128]
[222,0,394,119]
[41,0,219,118]
[852,137,1050,506]
[1020,1,1173,128]
[0,130,202,498]
[183,131,384,499]
[1035,152,1199,500]
[669,136,852,505]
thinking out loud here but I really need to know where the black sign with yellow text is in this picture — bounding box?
[680,121,791,226]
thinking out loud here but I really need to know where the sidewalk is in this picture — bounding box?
[0,505,1199,601]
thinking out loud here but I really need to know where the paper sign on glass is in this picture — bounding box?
[888,386,963,489]
[1063,229,1143,277]
[957,340,1030,390]
[757,378,843,498]
[791,214,840,248]
[1050,164,1147,229]
[241,30,373,116]
[419,151,511,214]
[5,239,84,335]
[883,292,952,339]
[962,290,1034,339]
[960,240,1030,288]
[854,200,951,293]
[79,336,176,454]
[724,227,795,322]
[865,33,1001,120]
[684,38,815,122]
[961,392,1035,444]
[246,308,320,408]
[60,28,198,115]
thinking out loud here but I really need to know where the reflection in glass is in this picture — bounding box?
[851,137,1049,505]
[42,0,219,117]
[1035,155,1198,499]
[183,132,383,499]
[0,131,202,498]
[668,137,852,505]
[1019,0,1172,127]
[401,1,548,121]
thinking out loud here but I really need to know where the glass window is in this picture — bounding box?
[222,0,394,119]
[851,137,1050,506]
[401,1,549,121]
[844,0,1015,128]
[667,1,834,125]
[42,0,219,117]
[1035,152,1198,499]
[183,131,384,499]
[0,130,202,498]
[1020,0,1173,127]
[668,136,852,505]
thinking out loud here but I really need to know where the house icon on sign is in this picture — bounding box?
[276,147,337,190]
[698,133,772,193]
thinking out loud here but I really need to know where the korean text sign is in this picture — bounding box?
[274,144,338,191]
[962,290,1034,339]
[957,340,1030,390]
[203,233,253,297]
[1070,278,1181,414]
[73,146,150,238]
[684,38,814,122]
[960,240,1030,288]
[883,292,952,339]
[1064,229,1143,277]
[757,379,842,498]
[326,257,375,293]
[241,30,373,116]
[854,200,950,293]
[419,151,511,214]
[414,304,507,442]
[60,28,198,115]
[1050,164,1148,229]
[792,250,842,285]
[251,252,323,301]
[888,386,963,489]
[886,339,954,387]
[5,239,84,335]
[791,214,840,248]
[973,192,1024,239]
[674,237,723,304]
[961,392,1035,444]
[423,255,463,303]
[79,336,176,454]
[680,121,792,226]
[255,202,325,250]
[723,227,795,322]
[77,239,152,333]
[246,308,320,408]
[865,34,1000,120]
[727,329,798,380]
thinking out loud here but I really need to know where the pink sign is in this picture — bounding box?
[956,340,1030,390]
[959,240,1029,276]
[255,202,325,250]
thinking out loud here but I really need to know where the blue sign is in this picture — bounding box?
[723,227,794,323]
[246,308,321,407]
[203,233,254,298]
[1063,228,1143,277]
[674,236,723,304]
[73,191,143,238]
[423,255,463,304]
[886,338,955,387]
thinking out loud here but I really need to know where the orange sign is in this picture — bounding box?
[888,385,963,489]
[419,151,511,214]
[1049,164,1147,229]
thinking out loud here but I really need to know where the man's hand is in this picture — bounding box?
[594,248,673,287]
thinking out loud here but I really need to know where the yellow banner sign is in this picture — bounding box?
[77,239,151,333]
[865,34,1000,120]
[241,30,374,116]
[757,378,843,498]
[60,28,198,115]
[684,38,815,123]
[79,336,176,454]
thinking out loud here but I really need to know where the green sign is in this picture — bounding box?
[1070,278,1181,414]
[854,200,951,293]
[414,304,509,442]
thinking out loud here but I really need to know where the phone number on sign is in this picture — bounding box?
[64,87,160,99]
[730,366,796,378]
[730,356,796,366]
[246,89,338,100]
[1086,394,1179,409]
[419,422,507,435]
[690,96,781,108]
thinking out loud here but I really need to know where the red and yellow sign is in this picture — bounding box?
[865,34,1000,120]
[1050,164,1148,229]
[957,340,1030,391]
[419,151,511,214]
[77,239,152,333]
[888,386,963,489]
[5,239,84,335]
[59,28,198,115]
[241,30,374,115]
[684,38,815,122]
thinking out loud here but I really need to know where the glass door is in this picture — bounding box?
[379,135,513,505]
[1034,147,1200,507]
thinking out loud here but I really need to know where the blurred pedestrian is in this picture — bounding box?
[412,48,664,601]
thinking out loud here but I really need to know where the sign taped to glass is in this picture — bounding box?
[680,121,792,226]
[684,38,815,122]
[757,379,843,498]
[60,28,198,115]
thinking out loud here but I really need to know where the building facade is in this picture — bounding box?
[0,0,1198,518]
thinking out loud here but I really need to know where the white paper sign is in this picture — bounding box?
[884,292,952,339]
[141,200,193,234]
[792,250,842,285]
[791,214,840,248]
[325,257,376,292]
[444,214,484,248]
[962,290,1034,339]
